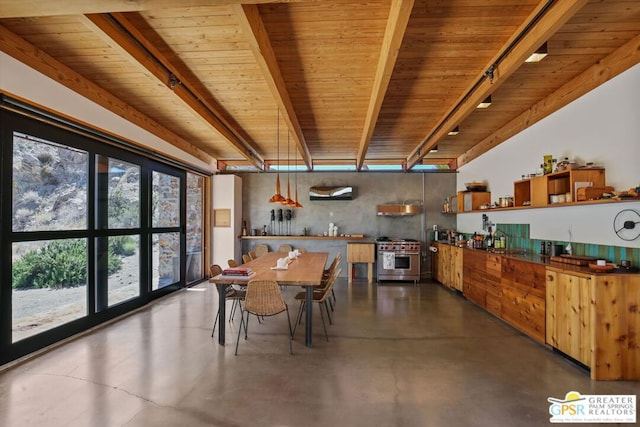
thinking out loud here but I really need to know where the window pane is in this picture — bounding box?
[12,239,88,342]
[12,132,88,232]
[152,171,180,228]
[108,235,140,306]
[152,232,180,290]
[101,157,140,229]
[186,173,204,282]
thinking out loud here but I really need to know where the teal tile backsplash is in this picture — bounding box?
[496,223,640,267]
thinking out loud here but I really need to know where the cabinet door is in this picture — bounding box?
[451,246,463,291]
[463,250,486,307]
[546,270,592,366]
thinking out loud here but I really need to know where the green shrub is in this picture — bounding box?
[109,235,137,256]
[12,238,127,290]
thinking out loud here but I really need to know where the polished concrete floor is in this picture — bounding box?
[0,279,637,426]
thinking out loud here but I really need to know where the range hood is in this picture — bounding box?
[376,204,421,216]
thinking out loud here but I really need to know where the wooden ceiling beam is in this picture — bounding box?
[82,13,265,170]
[233,3,312,170]
[458,33,640,168]
[406,0,590,170]
[0,23,214,167]
[356,0,414,171]
[0,0,317,18]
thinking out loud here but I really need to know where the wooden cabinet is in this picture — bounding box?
[458,191,491,212]
[545,269,592,366]
[463,249,487,308]
[432,243,462,291]
[500,258,546,344]
[347,242,375,284]
[461,250,545,344]
[546,267,640,380]
[485,254,502,316]
[513,168,605,207]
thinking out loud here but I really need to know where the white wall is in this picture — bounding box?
[0,52,214,173]
[457,64,640,247]
[212,175,242,267]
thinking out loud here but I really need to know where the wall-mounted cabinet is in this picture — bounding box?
[458,191,491,212]
[514,168,605,207]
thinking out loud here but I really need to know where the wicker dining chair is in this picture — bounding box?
[278,244,293,253]
[254,244,269,258]
[293,268,341,342]
[210,264,246,337]
[235,279,293,355]
[322,252,342,305]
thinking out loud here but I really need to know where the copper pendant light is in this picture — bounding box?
[282,131,294,206]
[293,143,303,208]
[269,109,285,203]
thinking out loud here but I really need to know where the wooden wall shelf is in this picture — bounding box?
[455,197,637,214]
[241,235,368,240]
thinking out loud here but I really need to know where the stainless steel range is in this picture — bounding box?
[376,238,421,283]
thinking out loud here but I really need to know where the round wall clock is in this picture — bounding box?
[613,209,640,241]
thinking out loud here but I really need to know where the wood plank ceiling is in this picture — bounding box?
[0,0,639,171]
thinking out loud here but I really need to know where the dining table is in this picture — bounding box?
[209,251,328,348]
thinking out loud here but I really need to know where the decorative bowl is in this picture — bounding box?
[465,182,487,192]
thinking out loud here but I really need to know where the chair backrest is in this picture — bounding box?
[317,268,341,303]
[210,264,223,277]
[248,251,257,260]
[325,252,342,275]
[228,259,239,268]
[242,254,251,264]
[244,280,287,316]
[254,244,269,257]
[278,244,293,253]
[296,247,307,253]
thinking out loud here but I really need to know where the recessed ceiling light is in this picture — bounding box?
[526,42,548,63]
[477,95,492,109]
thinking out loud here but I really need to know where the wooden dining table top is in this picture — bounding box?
[210,251,328,286]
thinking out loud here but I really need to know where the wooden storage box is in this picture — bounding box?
[576,186,614,201]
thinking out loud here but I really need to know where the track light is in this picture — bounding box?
[526,42,548,63]
[477,95,492,109]
[448,126,460,136]
[429,145,439,153]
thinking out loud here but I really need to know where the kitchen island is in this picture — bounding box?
[432,242,640,380]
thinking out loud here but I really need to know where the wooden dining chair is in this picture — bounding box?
[228,259,239,268]
[235,279,293,355]
[248,250,257,260]
[242,254,251,264]
[210,264,246,337]
[293,268,341,342]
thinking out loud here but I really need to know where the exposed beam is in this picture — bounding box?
[355,0,414,171]
[406,0,589,170]
[458,33,640,168]
[0,23,214,167]
[233,3,312,170]
[82,13,264,170]
[0,0,318,18]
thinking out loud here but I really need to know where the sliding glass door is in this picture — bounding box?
[1,106,199,364]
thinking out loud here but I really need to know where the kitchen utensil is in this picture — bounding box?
[550,244,564,257]
[588,263,615,272]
